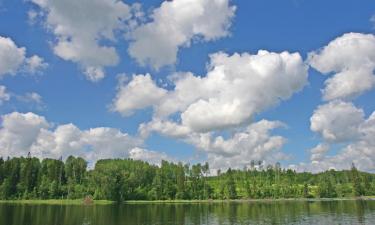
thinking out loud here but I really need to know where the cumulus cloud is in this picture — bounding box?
[0,86,10,104]
[30,0,134,81]
[301,114,375,173]
[0,37,25,76]
[302,104,375,172]
[308,33,375,101]
[310,101,364,143]
[334,112,375,171]
[136,50,307,133]
[0,112,172,165]
[128,0,236,69]
[30,123,145,163]
[309,143,330,162]
[111,74,167,116]
[0,36,46,77]
[188,120,287,170]
[110,49,307,169]
[0,112,50,157]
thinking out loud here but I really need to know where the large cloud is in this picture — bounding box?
[114,50,308,134]
[0,112,49,157]
[112,50,307,170]
[0,112,171,165]
[300,112,375,172]
[0,36,47,77]
[308,33,375,101]
[30,0,134,81]
[301,102,375,172]
[310,101,364,143]
[337,111,375,171]
[150,50,307,133]
[128,0,236,69]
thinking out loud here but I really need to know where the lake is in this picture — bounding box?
[0,200,375,225]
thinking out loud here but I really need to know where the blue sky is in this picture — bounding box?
[0,0,375,172]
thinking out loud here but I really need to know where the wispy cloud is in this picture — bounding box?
[371,14,375,29]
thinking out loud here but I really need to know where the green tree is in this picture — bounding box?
[351,163,364,196]
[176,163,186,199]
[226,169,237,199]
[303,183,309,198]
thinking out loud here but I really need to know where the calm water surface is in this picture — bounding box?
[0,200,375,225]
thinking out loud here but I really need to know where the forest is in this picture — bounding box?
[0,155,374,201]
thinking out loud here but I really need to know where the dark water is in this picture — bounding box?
[1,200,375,225]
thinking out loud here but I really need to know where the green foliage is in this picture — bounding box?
[0,156,374,201]
[225,169,237,199]
[351,163,365,196]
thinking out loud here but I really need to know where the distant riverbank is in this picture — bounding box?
[0,199,114,205]
[1,197,374,205]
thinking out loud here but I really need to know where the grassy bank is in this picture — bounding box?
[0,199,114,205]
[124,197,375,204]
[0,197,374,205]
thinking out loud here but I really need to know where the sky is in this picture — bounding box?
[0,0,375,173]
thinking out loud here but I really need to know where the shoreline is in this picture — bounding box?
[0,197,374,205]
[0,199,114,205]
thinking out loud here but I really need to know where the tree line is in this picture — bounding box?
[0,155,374,201]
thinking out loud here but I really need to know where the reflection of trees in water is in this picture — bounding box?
[355,200,365,224]
[0,200,375,225]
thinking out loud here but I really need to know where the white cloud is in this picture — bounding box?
[25,55,48,74]
[128,0,236,69]
[110,50,307,170]
[129,147,174,166]
[188,120,287,171]
[306,33,375,172]
[0,112,49,157]
[308,33,375,101]
[337,111,375,171]
[0,87,45,109]
[300,118,375,173]
[310,101,364,143]
[0,36,46,77]
[0,36,25,76]
[111,74,167,116]
[135,50,308,133]
[10,92,45,110]
[0,111,173,164]
[24,92,43,104]
[30,124,143,162]
[0,86,10,104]
[138,118,288,170]
[310,143,330,162]
[16,92,43,104]
[30,0,133,81]
[139,118,191,139]
[301,106,375,172]
[141,119,287,170]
